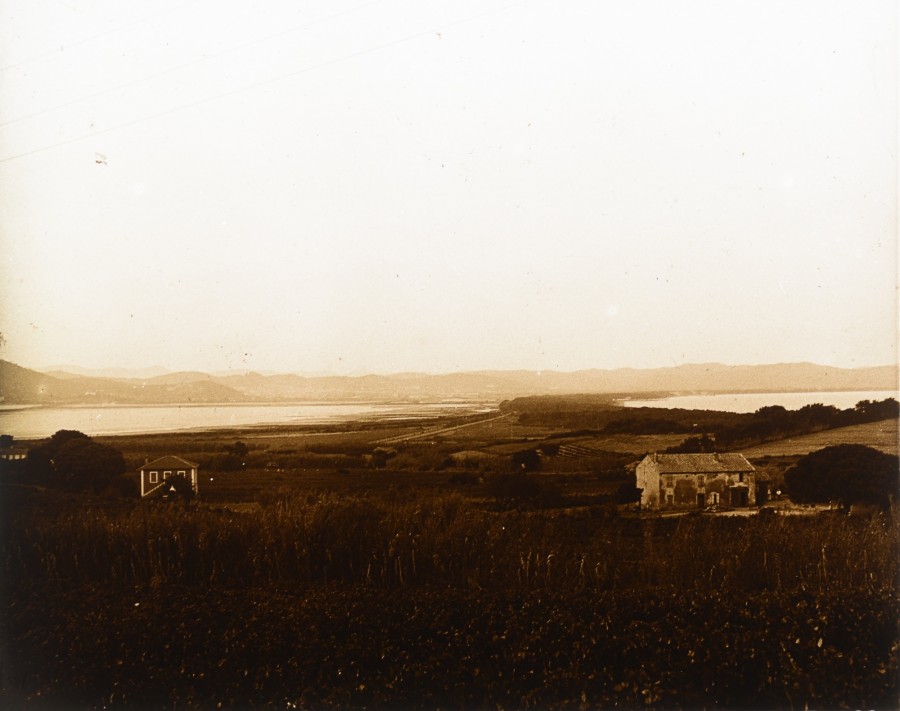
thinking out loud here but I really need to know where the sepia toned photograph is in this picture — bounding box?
[1,1,898,708]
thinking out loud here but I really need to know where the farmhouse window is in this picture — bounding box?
[149,471,158,484]
[164,470,172,479]
[177,470,186,476]
[739,472,744,483]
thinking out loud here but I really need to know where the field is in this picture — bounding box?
[1,410,898,709]
[741,419,899,457]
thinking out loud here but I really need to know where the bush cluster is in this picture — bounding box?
[785,444,899,508]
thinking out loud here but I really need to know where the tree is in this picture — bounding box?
[26,430,92,482]
[160,473,195,501]
[26,429,125,492]
[784,444,899,509]
[665,434,716,454]
[54,439,126,492]
[227,441,249,458]
[370,447,397,469]
[796,403,840,427]
[854,398,899,423]
[511,449,541,472]
[754,405,789,419]
[614,478,642,504]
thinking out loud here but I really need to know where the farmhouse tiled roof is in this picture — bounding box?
[141,456,198,470]
[647,453,754,474]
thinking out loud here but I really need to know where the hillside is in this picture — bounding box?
[741,419,899,457]
[1,359,896,406]
[0,361,246,405]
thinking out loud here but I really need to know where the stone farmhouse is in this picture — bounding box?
[139,456,199,498]
[636,453,764,510]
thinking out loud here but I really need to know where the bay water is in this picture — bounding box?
[0,402,495,439]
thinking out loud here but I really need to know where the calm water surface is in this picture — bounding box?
[622,390,898,414]
[0,402,496,439]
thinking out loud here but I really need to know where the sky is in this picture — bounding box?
[0,0,897,376]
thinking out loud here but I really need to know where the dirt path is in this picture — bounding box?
[375,413,512,444]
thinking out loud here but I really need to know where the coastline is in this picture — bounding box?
[0,402,500,441]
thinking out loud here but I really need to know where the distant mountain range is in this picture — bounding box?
[0,360,896,406]
[41,364,173,380]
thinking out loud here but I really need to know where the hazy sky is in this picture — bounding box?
[1,0,897,375]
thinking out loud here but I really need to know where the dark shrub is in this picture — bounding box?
[511,449,541,472]
[785,445,899,508]
[486,471,542,508]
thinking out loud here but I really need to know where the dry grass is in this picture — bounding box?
[5,488,897,595]
[742,419,898,458]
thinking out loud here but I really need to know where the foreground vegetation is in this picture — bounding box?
[1,403,898,709]
[2,482,898,709]
[4,487,898,593]
[5,583,897,710]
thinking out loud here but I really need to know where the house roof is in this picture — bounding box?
[642,453,754,474]
[0,445,29,454]
[141,455,198,470]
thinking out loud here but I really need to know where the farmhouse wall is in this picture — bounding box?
[636,459,660,508]
[637,453,757,510]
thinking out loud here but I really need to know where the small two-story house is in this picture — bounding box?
[139,456,199,498]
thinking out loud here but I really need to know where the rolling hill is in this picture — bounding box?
[0,360,895,406]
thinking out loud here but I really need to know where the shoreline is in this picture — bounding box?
[2,405,501,442]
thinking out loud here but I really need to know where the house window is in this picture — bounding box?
[177,470,186,477]
[164,470,172,479]
[739,472,744,483]
[149,471,158,483]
